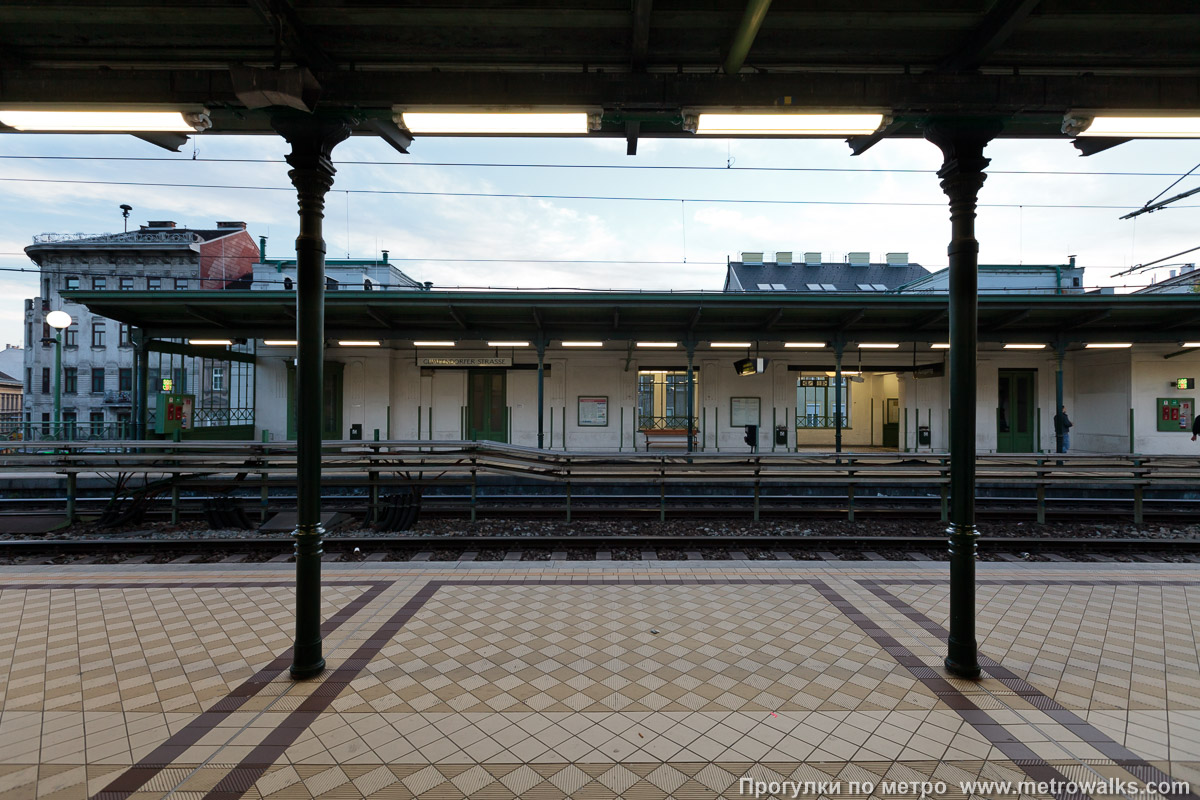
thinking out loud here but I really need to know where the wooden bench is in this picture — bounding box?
[641,428,698,451]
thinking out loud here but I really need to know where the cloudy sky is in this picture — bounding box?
[0,130,1197,346]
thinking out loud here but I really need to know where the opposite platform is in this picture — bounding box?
[0,561,1197,800]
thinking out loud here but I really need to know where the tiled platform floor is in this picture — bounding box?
[0,561,1197,800]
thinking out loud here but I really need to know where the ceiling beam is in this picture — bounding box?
[1065,309,1112,329]
[837,310,866,331]
[630,0,652,72]
[183,304,233,328]
[244,0,337,73]
[935,0,1042,73]
[912,309,948,330]
[446,305,468,329]
[364,306,391,328]
[723,0,773,75]
[986,309,1030,331]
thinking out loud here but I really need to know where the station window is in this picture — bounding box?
[64,324,78,347]
[175,278,188,290]
[119,323,131,346]
[637,370,697,430]
[64,276,79,291]
[91,368,106,394]
[147,276,162,290]
[796,376,851,428]
[63,367,77,394]
[41,368,50,394]
[119,277,134,291]
[119,368,132,392]
[93,276,107,290]
[62,410,77,439]
[89,411,105,435]
[211,367,224,391]
[92,322,106,347]
[40,412,50,436]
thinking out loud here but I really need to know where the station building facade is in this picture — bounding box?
[69,252,1200,456]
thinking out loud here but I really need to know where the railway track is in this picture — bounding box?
[3,533,1199,565]
[2,493,1200,524]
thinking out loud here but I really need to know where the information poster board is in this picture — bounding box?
[155,393,195,435]
[730,397,761,427]
[577,396,608,426]
[1157,397,1194,432]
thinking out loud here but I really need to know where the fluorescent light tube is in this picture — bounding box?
[264,340,298,346]
[488,341,529,347]
[785,342,826,348]
[858,343,899,349]
[339,340,382,346]
[561,341,603,347]
[1079,117,1200,138]
[695,113,883,135]
[1085,343,1132,348]
[709,342,752,348]
[931,343,950,349]
[189,339,232,346]
[0,110,207,132]
[636,342,677,348]
[1004,344,1046,349]
[413,341,455,346]
[400,112,590,135]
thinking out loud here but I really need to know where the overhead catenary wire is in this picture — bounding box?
[0,176,1195,211]
[1,153,1198,178]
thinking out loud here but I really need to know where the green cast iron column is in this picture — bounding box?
[537,340,546,449]
[1055,342,1065,453]
[135,337,149,439]
[53,329,63,440]
[686,342,695,453]
[833,340,843,454]
[925,119,1001,680]
[272,112,354,680]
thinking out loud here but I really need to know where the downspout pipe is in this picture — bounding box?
[723,0,773,75]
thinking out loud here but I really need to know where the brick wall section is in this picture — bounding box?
[200,231,259,290]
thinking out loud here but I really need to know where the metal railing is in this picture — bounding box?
[3,441,1197,524]
[638,414,692,430]
[32,231,199,244]
[795,414,849,429]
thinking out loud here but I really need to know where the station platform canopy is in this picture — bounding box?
[2,2,1198,151]
[65,289,1200,346]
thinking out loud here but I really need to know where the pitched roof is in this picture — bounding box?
[724,260,930,293]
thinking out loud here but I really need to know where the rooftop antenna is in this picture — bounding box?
[119,204,132,232]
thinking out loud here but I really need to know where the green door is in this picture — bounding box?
[468,369,507,442]
[286,362,344,440]
[881,397,899,448]
[997,369,1036,452]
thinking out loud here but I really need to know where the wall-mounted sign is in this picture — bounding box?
[161,378,174,391]
[730,396,761,427]
[417,357,512,367]
[1157,397,1194,432]
[1175,378,1195,389]
[577,396,608,426]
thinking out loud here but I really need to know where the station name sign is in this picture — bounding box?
[418,356,512,367]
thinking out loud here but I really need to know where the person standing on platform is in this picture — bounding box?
[1192,412,1199,442]
[1054,406,1073,453]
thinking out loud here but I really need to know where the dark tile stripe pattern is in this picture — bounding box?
[860,578,1199,800]
[4,580,398,800]
[2,573,1192,800]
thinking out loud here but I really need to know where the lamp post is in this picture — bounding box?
[46,310,72,440]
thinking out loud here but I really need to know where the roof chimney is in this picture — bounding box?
[740,251,763,265]
[885,252,909,266]
[847,251,870,267]
[775,251,793,265]
[259,236,267,260]
[803,252,821,266]
[144,221,177,229]
[216,221,247,230]
[381,250,389,264]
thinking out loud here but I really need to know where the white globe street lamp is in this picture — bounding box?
[45,310,72,439]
